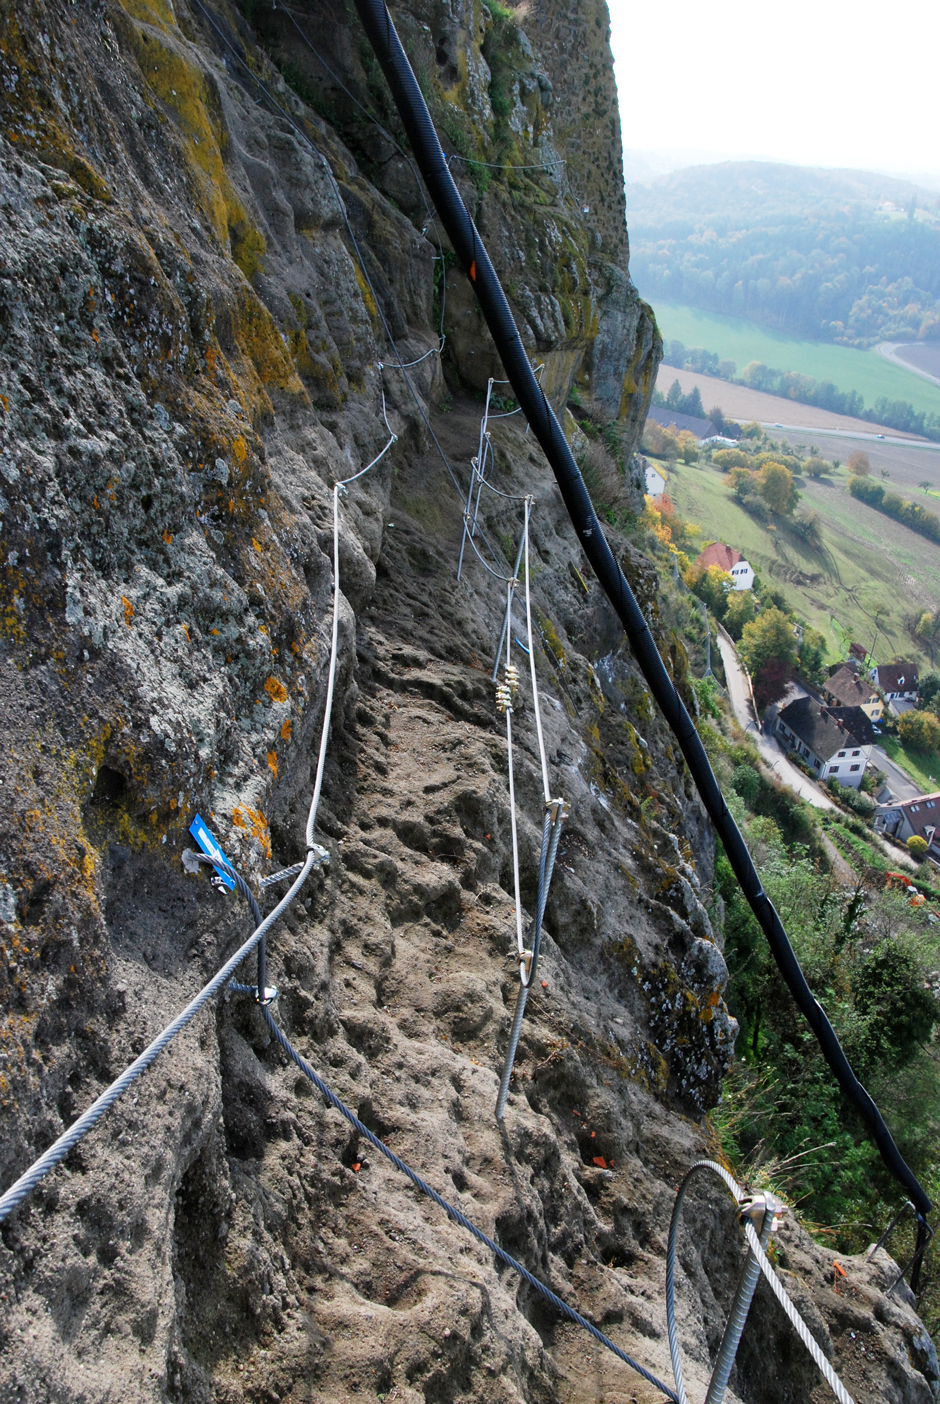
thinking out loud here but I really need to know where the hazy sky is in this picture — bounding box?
[608,0,939,177]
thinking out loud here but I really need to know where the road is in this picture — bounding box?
[715,631,836,811]
[756,422,940,450]
[872,745,922,802]
[876,342,940,390]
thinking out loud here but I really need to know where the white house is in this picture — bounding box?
[774,697,873,789]
[695,541,755,591]
[873,792,940,860]
[871,662,919,717]
[645,462,666,497]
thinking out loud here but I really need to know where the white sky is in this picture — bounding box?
[607,0,940,178]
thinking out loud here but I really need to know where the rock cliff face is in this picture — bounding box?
[0,3,936,1403]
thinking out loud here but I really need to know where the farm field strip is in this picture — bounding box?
[661,457,940,670]
[652,301,940,418]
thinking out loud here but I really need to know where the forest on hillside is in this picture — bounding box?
[627,162,940,346]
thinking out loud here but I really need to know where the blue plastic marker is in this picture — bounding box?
[189,813,235,890]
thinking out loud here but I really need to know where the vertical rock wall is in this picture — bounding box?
[0,3,935,1403]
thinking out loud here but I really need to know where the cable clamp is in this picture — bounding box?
[306,843,330,865]
[494,681,513,713]
[255,986,279,1007]
[519,949,533,977]
[545,796,569,823]
[739,1189,785,1234]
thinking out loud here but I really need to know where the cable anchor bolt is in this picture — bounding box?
[545,796,569,823]
[254,986,279,1006]
[519,948,534,977]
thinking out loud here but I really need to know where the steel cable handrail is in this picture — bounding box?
[0,414,394,1226]
[667,1161,854,1404]
[262,1005,679,1401]
[351,0,932,1230]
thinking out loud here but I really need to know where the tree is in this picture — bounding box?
[713,448,749,471]
[898,709,940,754]
[804,456,827,479]
[724,589,757,640]
[920,671,940,707]
[677,430,699,464]
[847,450,871,476]
[665,379,684,410]
[739,606,798,677]
[879,467,890,481]
[798,626,828,686]
[753,655,792,708]
[920,480,932,493]
[730,467,757,504]
[685,563,732,618]
[758,461,799,515]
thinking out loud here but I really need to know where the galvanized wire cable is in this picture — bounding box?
[0,412,391,1226]
[522,500,550,805]
[743,1221,854,1404]
[261,1005,678,1402]
[666,1161,854,1404]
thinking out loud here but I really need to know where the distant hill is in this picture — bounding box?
[626,161,940,346]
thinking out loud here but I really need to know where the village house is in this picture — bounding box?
[871,662,919,716]
[774,696,873,789]
[694,541,755,591]
[873,792,940,861]
[823,665,884,721]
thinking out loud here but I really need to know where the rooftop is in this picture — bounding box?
[778,696,865,758]
[825,666,877,709]
[696,541,743,573]
[874,662,919,693]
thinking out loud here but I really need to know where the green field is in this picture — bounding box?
[660,456,940,671]
[881,736,940,794]
[654,302,940,419]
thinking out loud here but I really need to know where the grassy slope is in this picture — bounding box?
[654,301,940,419]
[661,457,940,670]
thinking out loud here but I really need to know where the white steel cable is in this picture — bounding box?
[666,1161,854,1404]
[500,579,526,973]
[0,411,396,1226]
[522,501,550,805]
[743,1221,854,1404]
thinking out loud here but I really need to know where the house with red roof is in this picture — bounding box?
[694,541,754,591]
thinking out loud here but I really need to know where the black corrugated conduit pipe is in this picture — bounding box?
[351,0,932,1248]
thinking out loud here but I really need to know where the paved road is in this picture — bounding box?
[757,421,940,450]
[715,631,836,812]
[872,745,923,802]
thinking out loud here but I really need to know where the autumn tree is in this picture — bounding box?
[758,461,799,515]
[898,709,940,754]
[724,588,757,640]
[739,606,798,678]
[847,450,871,476]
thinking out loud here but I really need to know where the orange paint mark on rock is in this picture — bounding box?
[163,529,172,544]
[592,1155,608,1170]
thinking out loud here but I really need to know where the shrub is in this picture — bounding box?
[908,835,929,860]
[898,709,940,754]
[713,448,750,471]
[731,763,761,806]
